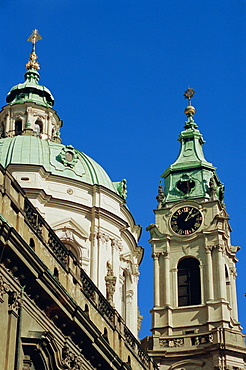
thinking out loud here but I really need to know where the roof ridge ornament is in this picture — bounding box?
[26,29,42,71]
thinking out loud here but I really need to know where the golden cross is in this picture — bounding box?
[27,29,42,51]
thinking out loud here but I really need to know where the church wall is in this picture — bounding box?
[0,164,157,370]
[6,164,142,335]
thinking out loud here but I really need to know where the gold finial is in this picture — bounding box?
[183,87,196,106]
[27,29,42,49]
[26,29,42,71]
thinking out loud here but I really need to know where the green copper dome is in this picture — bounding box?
[0,136,119,194]
[6,68,54,108]
[1,30,126,199]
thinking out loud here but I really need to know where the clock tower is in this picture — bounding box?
[143,90,246,369]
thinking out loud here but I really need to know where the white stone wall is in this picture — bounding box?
[11,166,142,337]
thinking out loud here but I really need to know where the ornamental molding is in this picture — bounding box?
[137,308,143,332]
[229,266,237,278]
[33,112,46,120]
[8,290,22,316]
[159,337,184,348]
[168,359,205,370]
[57,145,79,168]
[62,345,84,369]
[13,113,25,121]
[152,251,168,259]
[182,245,191,255]
[0,274,10,303]
[52,218,88,241]
[95,231,122,250]
[216,244,225,253]
[205,245,214,252]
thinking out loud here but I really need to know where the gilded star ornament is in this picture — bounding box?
[183,88,196,103]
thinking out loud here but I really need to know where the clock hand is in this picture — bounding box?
[184,209,193,222]
[185,211,200,221]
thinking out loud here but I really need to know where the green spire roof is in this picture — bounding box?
[159,90,224,206]
[6,29,54,108]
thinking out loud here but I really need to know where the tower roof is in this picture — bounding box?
[159,89,224,206]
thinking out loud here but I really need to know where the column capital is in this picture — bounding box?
[205,245,214,252]
[152,251,168,259]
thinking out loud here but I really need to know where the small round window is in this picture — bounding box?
[65,151,73,162]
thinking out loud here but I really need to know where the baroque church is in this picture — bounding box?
[0,30,245,370]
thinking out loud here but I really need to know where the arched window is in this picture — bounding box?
[225,264,231,302]
[122,271,127,320]
[51,128,55,140]
[63,242,80,261]
[29,238,35,250]
[15,120,22,136]
[0,122,5,138]
[102,327,109,343]
[84,304,89,316]
[34,120,43,137]
[54,267,59,280]
[178,257,201,306]
[127,356,131,368]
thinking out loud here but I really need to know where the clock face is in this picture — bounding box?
[171,206,202,235]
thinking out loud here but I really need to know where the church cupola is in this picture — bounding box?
[0,29,62,141]
[6,29,54,108]
[159,88,224,208]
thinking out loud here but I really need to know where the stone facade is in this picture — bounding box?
[0,166,157,370]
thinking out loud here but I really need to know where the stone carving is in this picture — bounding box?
[57,145,79,168]
[159,338,184,347]
[205,245,214,252]
[0,274,10,303]
[156,183,164,207]
[207,177,217,200]
[230,266,237,278]
[137,308,143,332]
[8,290,22,315]
[117,179,127,200]
[105,261,116,307]
[62,345,83,369]
[191,333,213,346]
[152,251,168,259]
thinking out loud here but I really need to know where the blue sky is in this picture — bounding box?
[1,1,246,338]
